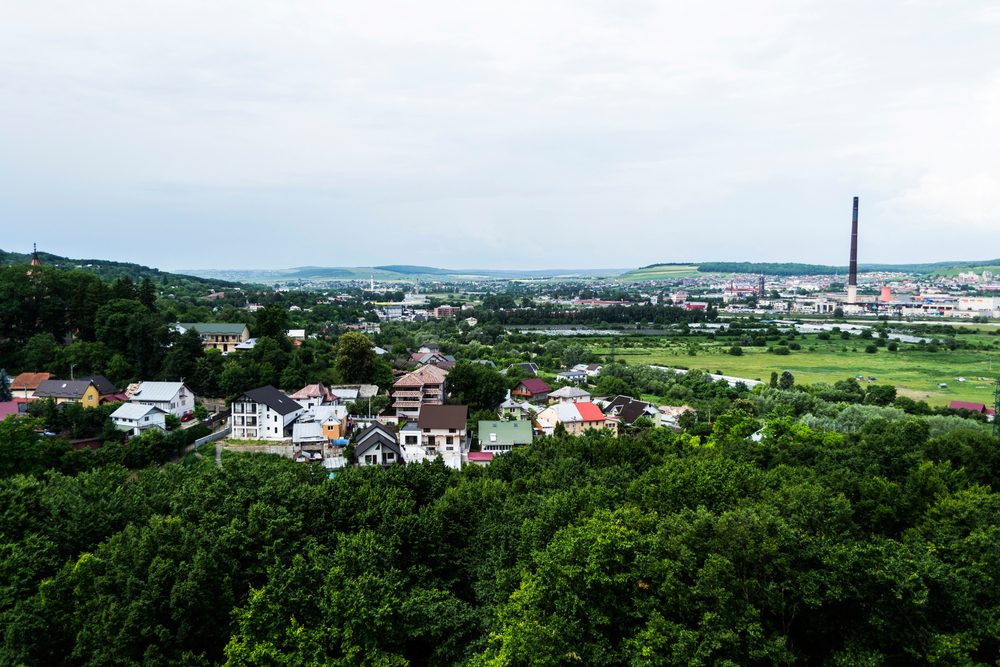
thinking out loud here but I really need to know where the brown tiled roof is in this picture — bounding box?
[417,404,468,430]
[11,372,52,391]
[393,365,448,387]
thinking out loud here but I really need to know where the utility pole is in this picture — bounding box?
[70,363,77,380]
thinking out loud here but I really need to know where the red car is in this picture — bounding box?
[180,411,194,422]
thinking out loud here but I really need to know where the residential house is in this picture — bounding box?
[110,403,167,436]
[466,451,494,467]
[289,383,336,409]
[508,362,539,377]
[355,422,402,467]
[478,420,533,454]
[34,375,117,408]
[128,382,195,418]
[0,401,25,421]
[230,385,305,440]
[286,329,306,345]
[573,363,603,378]
[948,400,996,420]
[500,392,537,419]
[410,351,457,369]
[603,395,659,427]
[174,322,250,354]
[556,369,588,383]
[401,404,467,469]
[511,378,551,402]
[548,386,592,404]
[11,372,52,399]
[534,401,616,436]
[392,365,448,420]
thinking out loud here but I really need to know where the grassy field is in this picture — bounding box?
[618,265,705,280]
[586,334,1000,406]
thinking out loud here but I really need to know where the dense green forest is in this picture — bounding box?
[1,407,998,665]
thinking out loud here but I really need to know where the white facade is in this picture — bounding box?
[231,400,303,441]
[110,404,167,436]
[128,382,195,418]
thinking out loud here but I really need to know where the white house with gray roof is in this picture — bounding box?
[230,385,304,441]
[110,403,168,436]
[128,382,195,418]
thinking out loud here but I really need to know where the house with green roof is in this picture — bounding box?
[477,420,534,455]
[174,322,250,354]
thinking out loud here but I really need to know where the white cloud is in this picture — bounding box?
[1,0,999,268]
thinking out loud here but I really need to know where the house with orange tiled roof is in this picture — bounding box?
[11,372,52,399]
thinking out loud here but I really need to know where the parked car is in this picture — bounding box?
[180,410,194,422]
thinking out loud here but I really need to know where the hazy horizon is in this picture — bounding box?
[4,2,999,270]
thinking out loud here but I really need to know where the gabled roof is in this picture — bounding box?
[289,383,334,402]
[355,424,401,457]
[605,395,656,424]
[393,365,448,387]
[35,379,98,399]
[81,375,117,395]
[129,382,190,403]
[574,402,606,422]
[240,386,303,416]
[176,322,249,335]
[478,420,534,446]
[948,401,988,413]
[111,403,167,420]
[549,386,591,399]
[418,404,468,430]
[517,378,551,394]
[11,372,52,391]
[355,422,397,446]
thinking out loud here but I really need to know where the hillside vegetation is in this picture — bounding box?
[0,249,243,292]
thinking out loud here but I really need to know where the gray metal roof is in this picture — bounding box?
[129,382,190,403]
[111,403,167,420]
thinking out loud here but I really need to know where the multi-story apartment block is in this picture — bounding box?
[391,364,448,420]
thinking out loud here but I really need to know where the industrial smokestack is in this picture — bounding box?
[847,196,859,304]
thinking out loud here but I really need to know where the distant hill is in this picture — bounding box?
[182,266,627,282]
[373,265,452,276]
[0,249,244,290]
[621,259,1000,279]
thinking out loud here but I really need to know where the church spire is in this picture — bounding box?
[30,243,41,267]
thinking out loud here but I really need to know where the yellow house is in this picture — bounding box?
[33,376,117,408]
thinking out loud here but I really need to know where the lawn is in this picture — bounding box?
[618,265,705,280]
[587,335,1000,406]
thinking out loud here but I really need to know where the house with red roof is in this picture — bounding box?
[534,401,617,437]
[512,378,551,402]
[947,401,996,420]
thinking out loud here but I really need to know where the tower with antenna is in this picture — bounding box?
[30,243,41,267]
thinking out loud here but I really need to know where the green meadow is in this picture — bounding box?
[618,264,705,280]
[586,333,1000,406]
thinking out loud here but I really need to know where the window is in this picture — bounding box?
[365,455,377,465]
[446,436,454,445]
[448,428,457,433]
[385,452,395,460]
[405,436,417,445]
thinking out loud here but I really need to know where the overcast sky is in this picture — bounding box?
[2,1,999,271]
